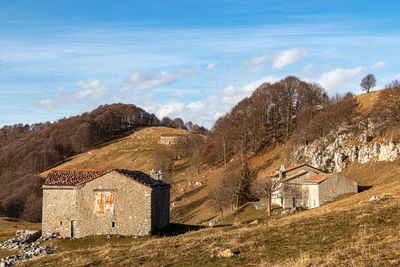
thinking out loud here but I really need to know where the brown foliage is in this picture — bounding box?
[209,76,329,166]
[372,80,400,128]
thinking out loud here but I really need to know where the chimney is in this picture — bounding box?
[150,169,163,184]
[279,165,286,180]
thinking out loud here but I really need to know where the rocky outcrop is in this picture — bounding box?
[0,230,59,266]
[291,127,400,172]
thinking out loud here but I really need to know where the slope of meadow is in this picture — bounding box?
[18,176,400,266]
[8,90,395,266]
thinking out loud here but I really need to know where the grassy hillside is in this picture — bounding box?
[18,178,400,266]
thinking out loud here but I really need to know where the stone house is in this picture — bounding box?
[159,134,188,145]
[269,164,358,209]
[42,169,170,238]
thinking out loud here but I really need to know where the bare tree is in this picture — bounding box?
[360,73,377,93]
[251,177,288,216]
[153,147,174,174]
[232,162,254,209]
[190,149,202,174]
[373,80,400,126]
[208,176,234,219]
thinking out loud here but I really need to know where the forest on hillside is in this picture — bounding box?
[0,103,206,221]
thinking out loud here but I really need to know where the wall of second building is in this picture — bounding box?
[151,186,170,232]
[159,136,187,145]
[302,184,319,208]
[42,186,79,237]
[77,171,153,238]
[318,174,358,205]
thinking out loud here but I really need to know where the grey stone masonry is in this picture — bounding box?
[42,169,170,238]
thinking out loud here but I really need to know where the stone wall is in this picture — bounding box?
[43,171,170,238]
[42,186,79,237]
[318,174,358,205]
[76,171,153,238]
[159,136,187,145]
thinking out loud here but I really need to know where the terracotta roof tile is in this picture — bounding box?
[45,169,170,188]
[44,170,111,186]
[304,173,333,183]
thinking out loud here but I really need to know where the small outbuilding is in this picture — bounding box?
[42,169,170,238]
[159,134,188,145]
[269,164,358,209]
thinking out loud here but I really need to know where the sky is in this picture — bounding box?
[1,1,400,129]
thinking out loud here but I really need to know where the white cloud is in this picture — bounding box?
[34,99,54,110]
[243,54,269,72]
[221,75,279,105]
[272,48,308,69]
[187,100,206,111]
[371,61,386,69]
[157,101,186,118]
[316,66,364,91]
[394,74,400,80]
[206,63,217,70]
[75,79,109,99]
[121,68,199,91]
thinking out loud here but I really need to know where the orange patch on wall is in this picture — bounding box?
[96,191,114,214]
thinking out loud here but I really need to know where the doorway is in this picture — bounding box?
[71,220,76,239]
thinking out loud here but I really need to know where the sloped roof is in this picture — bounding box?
[115,169,160,187]
[303,173,333,183]
[282,170,308,182]
[269,164,305,177]
[44,169,169,188]
[44,170,111,186]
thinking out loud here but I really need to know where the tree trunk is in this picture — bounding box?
[266,197,271,216]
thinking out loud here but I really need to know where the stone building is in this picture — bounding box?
[269,164,358,209]
[42,169,170,238]
[159,134,188,145]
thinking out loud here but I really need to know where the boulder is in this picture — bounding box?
[369,195,381,201]
[218,249,235,258]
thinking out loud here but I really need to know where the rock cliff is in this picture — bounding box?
[291,125,400,172]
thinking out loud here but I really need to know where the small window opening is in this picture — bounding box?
[112,221,116,228]
[59,221,63,226]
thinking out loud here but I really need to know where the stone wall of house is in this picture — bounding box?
[318,174,358,205]
[77,171,153,238]
[151,186,170,232]
[159,136,187,145]
[43,171,171,238]
[302,184,319,208]
[42,186,79,237]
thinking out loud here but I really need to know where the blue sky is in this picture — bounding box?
[1,1,400,128]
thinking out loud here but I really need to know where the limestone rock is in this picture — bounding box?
[218,249,235,258]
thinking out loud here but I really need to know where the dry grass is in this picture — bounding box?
[355,89,381,112]
[18,186,400,266]
[41,126,188,176]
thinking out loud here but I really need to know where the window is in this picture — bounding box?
[59,221,63,226]
[112,221,116,228]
